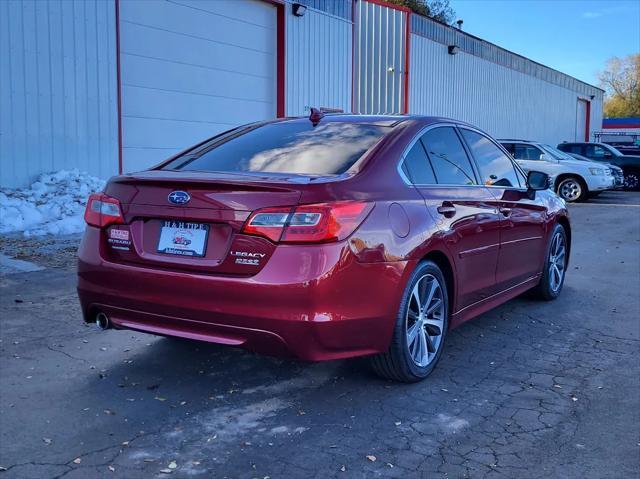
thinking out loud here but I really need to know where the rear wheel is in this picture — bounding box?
[557,176,587,202]
[370,261,449,382]
[532,224,568,300]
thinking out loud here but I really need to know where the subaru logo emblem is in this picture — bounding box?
[168,191,190,205]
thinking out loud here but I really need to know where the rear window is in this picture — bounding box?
[162,121,389,175]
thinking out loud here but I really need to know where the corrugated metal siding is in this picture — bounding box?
[409,34,604,145]
[292,0,352,20]
[411,14,602,98]
[285,1,352,116]
[589,93,604,141]
[0,0,118,188]
[353,0,407,114]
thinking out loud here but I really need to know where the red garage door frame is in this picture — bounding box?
[577,98,591,142]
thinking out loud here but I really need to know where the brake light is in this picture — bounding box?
[84,193,124,228]
[242,202,373,243]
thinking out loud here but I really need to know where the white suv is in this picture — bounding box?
[499,140,615,202]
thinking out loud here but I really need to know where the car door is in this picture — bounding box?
[460,129,547,290]
[585,144,614,165]
[401,125,502,310]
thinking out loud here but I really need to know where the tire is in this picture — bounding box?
[623,169,640,191]
[531,224,568,300]
[556,176,587,202]
[370,261,449,382]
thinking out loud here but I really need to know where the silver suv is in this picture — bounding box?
[499,140,615,202]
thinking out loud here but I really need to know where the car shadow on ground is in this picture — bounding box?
[79,291,555,415]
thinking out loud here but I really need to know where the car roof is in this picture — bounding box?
[497,139,539,144]
[273,113,476,129]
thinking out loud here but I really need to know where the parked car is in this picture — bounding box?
[557,142,640,190]
[78,113,571,382]
[565,152,624,191]
[499,140,615,202]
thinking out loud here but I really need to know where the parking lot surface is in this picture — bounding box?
[1,192,639,478]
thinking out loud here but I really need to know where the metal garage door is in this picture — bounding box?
[353,0,409,115]
[118,0,277,172]
[575,99,589,142]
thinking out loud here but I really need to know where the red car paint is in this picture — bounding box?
[77,115,570,360]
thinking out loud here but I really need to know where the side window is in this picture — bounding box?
[421,127,477,185]
[401,141,436,184]
[461,129,520,188]
[513,144,543,160]
[567,145,582,154]
[586,145,609,158]
[501,143,515,155]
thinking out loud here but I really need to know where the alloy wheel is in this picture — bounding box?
[558,178,582,202]
[548,232,566,292]
[624,173,639,190]
[406,274,445,367]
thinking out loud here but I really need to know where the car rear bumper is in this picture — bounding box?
[77,227,412,361]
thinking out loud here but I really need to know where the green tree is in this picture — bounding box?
[386,0,456,24]
[598,54,640,117]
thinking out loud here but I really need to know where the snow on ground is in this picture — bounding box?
[0,170,105,237]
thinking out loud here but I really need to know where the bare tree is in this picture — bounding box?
[385,0,455,24]
[598,54,640,117]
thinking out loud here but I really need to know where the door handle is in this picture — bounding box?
[499,207,512,217]
[437,203,456,217]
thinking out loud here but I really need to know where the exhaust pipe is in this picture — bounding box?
[95,312,110,330]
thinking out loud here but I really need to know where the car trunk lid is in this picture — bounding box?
[101,171,303,275]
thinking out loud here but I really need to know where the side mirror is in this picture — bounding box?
[527,171,549,191]
[539,153,548,161]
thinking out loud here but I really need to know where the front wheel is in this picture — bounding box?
[532,224,568,300]
[370,261,449,382]
[623,170,640,190]
[556,177,587,202]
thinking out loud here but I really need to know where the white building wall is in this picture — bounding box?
[409,34,604,145]
[0,0,118,188]
[2,0,607,189]
[284,2,352,116]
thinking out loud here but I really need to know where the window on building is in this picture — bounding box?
[421,127,477,185]
[461,129,520,187]
[401,142,436,184]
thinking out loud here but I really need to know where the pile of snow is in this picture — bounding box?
[0,170,106,237]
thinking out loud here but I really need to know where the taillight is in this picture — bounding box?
[84,193,124,228]
[242,202,373,244]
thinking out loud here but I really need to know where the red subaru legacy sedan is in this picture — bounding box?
[78,113,570,382]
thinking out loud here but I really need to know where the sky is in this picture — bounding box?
[451,0,640,86]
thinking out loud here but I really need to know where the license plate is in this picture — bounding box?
[157,221,209,257]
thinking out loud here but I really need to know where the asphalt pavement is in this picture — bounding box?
[1,191,639,478]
